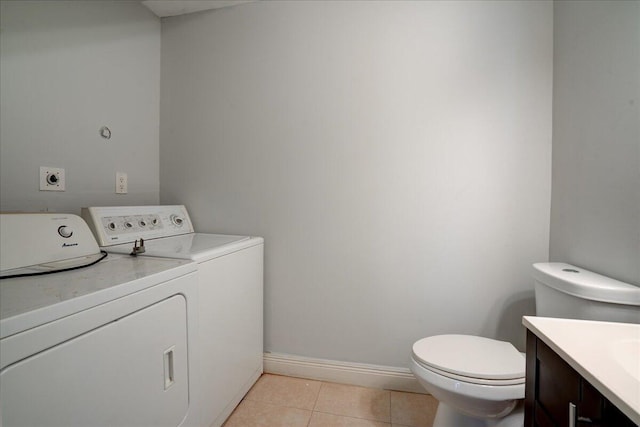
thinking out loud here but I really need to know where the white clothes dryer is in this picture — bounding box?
[82,205,264,427]
[0,213,200,427]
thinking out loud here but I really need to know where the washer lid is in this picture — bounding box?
[412,335,525,380]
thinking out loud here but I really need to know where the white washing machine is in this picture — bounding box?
[0,213,200,427]
[82,205,264,427]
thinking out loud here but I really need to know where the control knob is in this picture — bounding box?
[170,214,184,227]
[58,226,73,238]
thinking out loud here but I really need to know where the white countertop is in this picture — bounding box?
[523,316,640,425]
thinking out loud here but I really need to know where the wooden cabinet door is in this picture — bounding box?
[525,331,637,427]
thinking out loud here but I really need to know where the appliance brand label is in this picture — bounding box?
[62,243,78,247]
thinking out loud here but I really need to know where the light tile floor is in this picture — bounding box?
[222,374,439,427]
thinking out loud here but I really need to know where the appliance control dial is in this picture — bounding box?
[125,222,133,229]
[58,226,73,238]
[108,222,117,230]
[170,214,184,227]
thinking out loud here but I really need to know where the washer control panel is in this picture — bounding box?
[81,205,194,246]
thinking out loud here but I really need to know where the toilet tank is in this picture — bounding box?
[533,263,640,324]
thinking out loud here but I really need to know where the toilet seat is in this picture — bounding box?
[412,358,524,386]
[410,357,526,402]
[412,335,525,385]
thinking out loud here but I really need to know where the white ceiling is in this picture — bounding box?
[142,0,255,18]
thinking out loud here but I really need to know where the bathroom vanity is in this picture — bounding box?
[523,316,639,427]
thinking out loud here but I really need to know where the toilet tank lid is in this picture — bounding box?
[412,335,525,380]
[532,263,640,306]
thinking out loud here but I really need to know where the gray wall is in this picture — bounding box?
[160,1,552,367]
[550,1,640,286]
[0,1,161,214]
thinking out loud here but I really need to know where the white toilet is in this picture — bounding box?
[410,262,640,427]
[411,335,526,427]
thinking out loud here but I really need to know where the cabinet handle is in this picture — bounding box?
[164,346,175,390]
[569,402,577,427]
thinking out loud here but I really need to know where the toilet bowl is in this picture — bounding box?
[410,262,638,426]
[410,334,525,427]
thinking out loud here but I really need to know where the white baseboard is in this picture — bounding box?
[263,352,425,394]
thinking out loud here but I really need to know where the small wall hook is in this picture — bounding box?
[99,126,112,140]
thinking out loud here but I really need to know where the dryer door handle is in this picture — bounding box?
[163,346,175,390]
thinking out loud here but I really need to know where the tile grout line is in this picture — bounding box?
[229,374,436,427]
[306,379,325,426]
[243,396,316,413]
[317,410,396,426]
[312,408,394,425]
[389,390,393,426]
[313,380,395,425]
